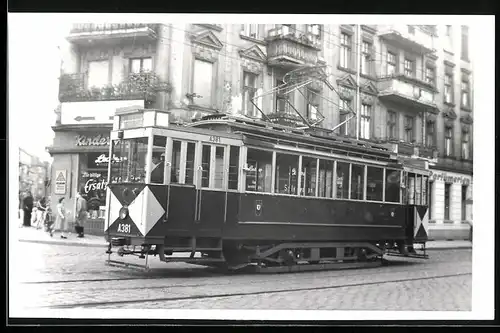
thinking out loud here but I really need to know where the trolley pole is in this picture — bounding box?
[356,24,361,141]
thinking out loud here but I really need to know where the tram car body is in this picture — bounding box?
[104,108,430,271]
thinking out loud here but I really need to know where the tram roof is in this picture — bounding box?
[188,113,399,164]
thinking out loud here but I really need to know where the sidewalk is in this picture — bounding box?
[11,223,472,250]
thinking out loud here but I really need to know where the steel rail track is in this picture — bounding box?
[45,272,471,309]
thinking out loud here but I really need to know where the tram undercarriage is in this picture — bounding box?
[104,237,428,273]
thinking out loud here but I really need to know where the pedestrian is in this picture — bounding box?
[35,197,48,230]
[22,191,34,227]
[53,197,68,239]
[75,189,88,238]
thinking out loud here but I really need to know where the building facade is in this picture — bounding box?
[49,23,473,238]
[19,148,50,201]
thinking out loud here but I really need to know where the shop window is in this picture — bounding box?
[245,149,273,193]
[350,164,365,200]
[336,161,350,199]
[301,157,317,196]
[228,146,240,190]
[79,153,111,220]
[385,169,400,203]
[366,166,383,201]
[275,153,299,195]
[110,137,148,183]
[318,159,334,198]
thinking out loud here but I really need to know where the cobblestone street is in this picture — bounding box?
[9,239,472,316]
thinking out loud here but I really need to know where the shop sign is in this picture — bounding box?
[75,134,116,147]
[94,154,127,167]
[83,178,108,194]
[54,170,67,195]
[429,171,471,185]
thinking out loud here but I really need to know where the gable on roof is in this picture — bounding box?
[191,30,223,51]
[336,74,356,89]
[239,45,266,63]
[361,81,378,95]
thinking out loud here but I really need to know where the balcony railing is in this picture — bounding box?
[70,23,157,34]
[266,26,321,68]
[378,25,435,54]
[377,75,438,111]
[58,71,171,104]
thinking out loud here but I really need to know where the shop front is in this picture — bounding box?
[48,129,122,235]
[427,169,473,240]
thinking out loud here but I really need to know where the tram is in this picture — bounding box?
[104,107,430,272]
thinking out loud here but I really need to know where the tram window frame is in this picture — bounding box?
[275,152,299,195]
[385,169,401,203]
[170,140,182,184]
[301,156,317,197]
[185,142,196,185]
[201,145,211,188]
[228,146,240,190]
[110,137,149,183]
[350,163,365,200]
[150,136,167,185]
[366,166,384,202]
[245,148,273,193]
[335,161,350,199]
[213,146,226,190]
[318,159,334,198]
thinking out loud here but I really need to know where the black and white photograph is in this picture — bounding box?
[7,13,495,323]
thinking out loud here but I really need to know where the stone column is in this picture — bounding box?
[154,23,171,109]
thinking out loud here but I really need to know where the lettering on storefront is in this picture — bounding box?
[75,134,119,147]
[84,178,108,194]
[94,154,127,166]
[429,171,471,185]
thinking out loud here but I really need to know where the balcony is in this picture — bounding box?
[67,23,158,46]
[383,141,438,161]
[266,26,321,69]
[58,72,171,104]
[378,25,435,55]
[377,75,438,112]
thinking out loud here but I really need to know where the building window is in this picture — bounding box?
[360,104,371,140]
[446,25,452,37]
[444,73,453,104]
[387,110,397,140]
[275,79,288,113]
[340,32,352,69]
[461,76,471,108]
[426,121,435,147]
[361,41,371,75]
[87,60,109,88]
[425,66,435,86]
[461,25,469,61]
[387,52,397,76]
[444,183,451,221]
[306,24,321,40]
[129,57,153,74]
[462,130,470,159]
[241,24,260,39]
[404,58,414,77]
[338,99,351,136]
[193,59,214,107]
[306,89,319,121]
[242,71,258,117]
[445,127,453,156]
[404,116,414,143]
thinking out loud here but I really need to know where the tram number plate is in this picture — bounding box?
[209,136,221,143]
[117,223,131,233]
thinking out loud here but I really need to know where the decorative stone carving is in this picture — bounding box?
[460,113,473,124]
[336,74,356,89]
[239,45,266,63]
[191,30,224,51]
[361,81,378,96]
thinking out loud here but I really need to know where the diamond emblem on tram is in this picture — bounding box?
[105,190,123,232]
[143,186,165,235]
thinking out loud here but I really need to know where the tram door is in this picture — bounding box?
[193,141,230,237]
[403,171,430,243]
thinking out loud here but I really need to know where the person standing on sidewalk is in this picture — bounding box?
[21,191,33,227]
[75,190,88,238]
[52,197,68,239]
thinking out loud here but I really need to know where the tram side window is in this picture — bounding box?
[350,164,365,200]
[110,137,148,183]
[185,142,196,185]
[415,175,422,205]
[301,156,317,196]
[171,140,182,183]
[228,146,240,190]
[366,166,383,201]
[245,149,273,192]
[385,169,401,203]
[336,162,350,199]
[201,145,211,187]
[318,159,334,198]
[213,146,225,189]
[150,136,167,184]
[275,153,299,195]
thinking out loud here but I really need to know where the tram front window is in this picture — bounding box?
[110,137,149,183]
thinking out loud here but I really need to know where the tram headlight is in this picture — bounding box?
[119,207,129,220]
